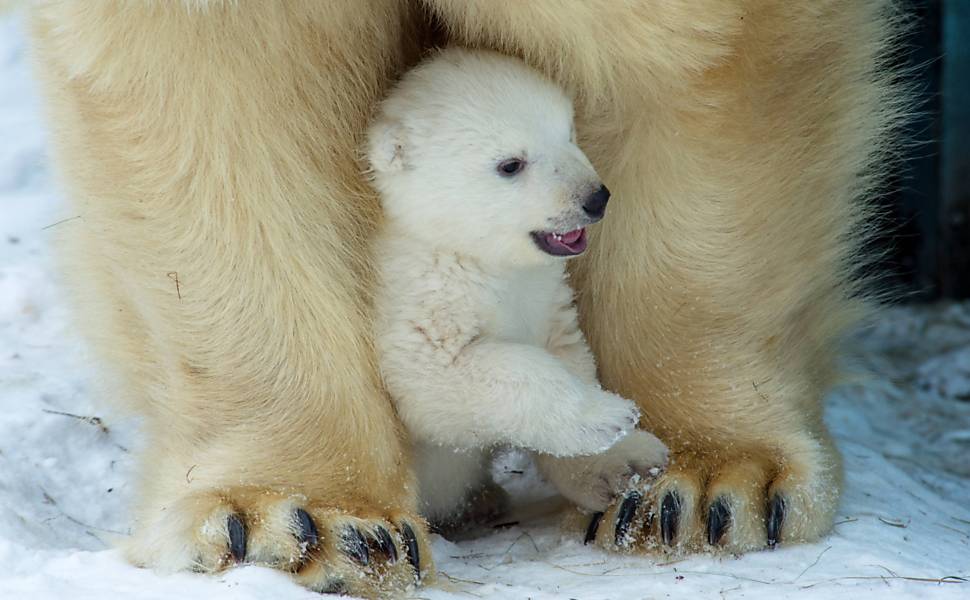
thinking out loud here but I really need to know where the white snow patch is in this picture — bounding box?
[1,12,968,600]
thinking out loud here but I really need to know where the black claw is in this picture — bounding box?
[614,492,642,547]
[374,526,398,563]
[660,491,681,546]
[226,514,247,563]
[767,494,786,549]
[706,497,731,546]
[584,512,604,545]
[400,522,421,580]
[340,526,370,565]
[293,508,319,549]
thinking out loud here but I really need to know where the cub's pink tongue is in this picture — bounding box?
[541,227,587,255]
[560,228,583,244]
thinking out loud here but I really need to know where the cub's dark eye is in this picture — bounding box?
[497,158,526,177]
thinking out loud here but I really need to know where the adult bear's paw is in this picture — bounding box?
[573,434,841,554]
[124,488,432,598]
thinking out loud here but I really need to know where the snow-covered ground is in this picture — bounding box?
[1,12,968,600]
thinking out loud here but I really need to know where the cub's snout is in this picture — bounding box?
[582,184,610,220]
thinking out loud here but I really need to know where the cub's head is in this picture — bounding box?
[367,48,609,266]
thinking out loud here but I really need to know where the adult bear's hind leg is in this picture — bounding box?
[428,0,901,554]
[30,1,432,595]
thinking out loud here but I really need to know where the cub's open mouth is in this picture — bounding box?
[530,227,587,256]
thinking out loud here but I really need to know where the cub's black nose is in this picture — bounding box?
[582,184,610,219]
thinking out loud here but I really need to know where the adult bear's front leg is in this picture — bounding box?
[30,1,432,594]
[427,0,901,553]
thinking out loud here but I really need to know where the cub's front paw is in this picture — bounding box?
[515,389,638,457]
[538,430,668,512]
[124,488,432,598]
[567,390,641,456]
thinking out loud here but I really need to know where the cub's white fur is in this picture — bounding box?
[369,49,667,524]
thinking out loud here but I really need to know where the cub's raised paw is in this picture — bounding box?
[537,430,667,512]
[124,488,432,598]
[531,390,640,458]
[572,435,840,554]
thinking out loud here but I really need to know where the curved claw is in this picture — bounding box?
[767,494,786,549]
[706,497,731,546]
[340,526,370,565]
[293,508,319,549]
[614,492,642,547]
[584,512,604,545]
[660,491,681,546]
[226,514,247,563]
[374,526,398,563]
[400,522,421,580]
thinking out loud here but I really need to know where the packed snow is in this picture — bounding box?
[1,12,968,600]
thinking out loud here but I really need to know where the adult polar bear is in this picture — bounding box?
[29,0,901,596]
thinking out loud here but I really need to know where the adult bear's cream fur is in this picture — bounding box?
[28,1,904,596]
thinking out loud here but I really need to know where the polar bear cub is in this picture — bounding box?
[368,49,667,526]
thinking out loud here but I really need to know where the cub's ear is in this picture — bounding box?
[367,119,408,173]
